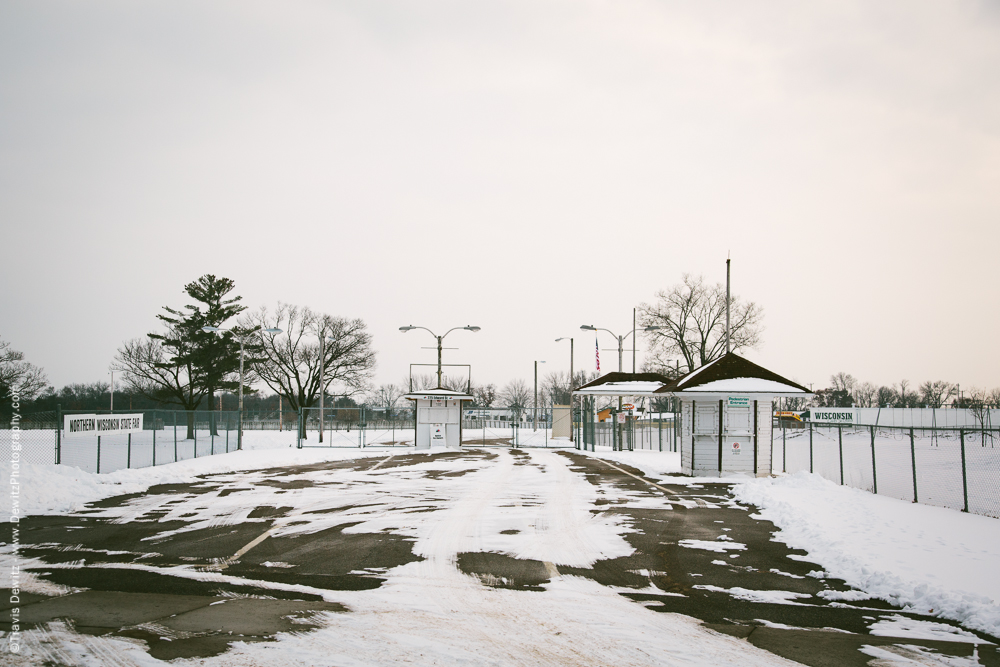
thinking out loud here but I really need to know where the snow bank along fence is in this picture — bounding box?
[1,409,254,474]
[774,420,1000,519]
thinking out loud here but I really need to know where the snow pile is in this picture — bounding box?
[733,472,1000,639]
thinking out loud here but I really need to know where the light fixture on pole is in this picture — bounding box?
[203,325,283,450]
[580,324,662,373]
[399,325,481,388]
[318,333,336,444]
[534,360,546,431]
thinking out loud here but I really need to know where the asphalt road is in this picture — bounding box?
[1,447,995,665]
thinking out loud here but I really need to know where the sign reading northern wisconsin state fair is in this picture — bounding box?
[64,413,143,437]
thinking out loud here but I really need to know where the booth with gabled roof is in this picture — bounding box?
[404,387,474,449]
[654,353,811,477]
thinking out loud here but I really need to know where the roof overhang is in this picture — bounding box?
[572,372,673,397]
[404,388,474,401]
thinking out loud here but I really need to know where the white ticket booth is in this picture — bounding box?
[404,388,474,449]
[655,353,812,477]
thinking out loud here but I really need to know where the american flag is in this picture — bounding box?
[595,337,600,372]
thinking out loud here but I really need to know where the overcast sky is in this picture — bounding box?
[2,0,998,397]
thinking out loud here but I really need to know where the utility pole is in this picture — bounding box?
[632,308,636,373]
[726,257,731,355]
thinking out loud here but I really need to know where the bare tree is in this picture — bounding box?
[115,335,208,438]
[875,386,897,408]
[894,380,919,407]
[919,381,955,408]
[246,304,376,418]
[472,382,497,407]
[831,373,856,394]
[403,374,439,392]
[0,337,48,402]
[853,382,877,408]
[367,383,403,409]
[441,375,471,392]
[989,388,1000,409]
[639,274,763,374]
[500,379,531,422]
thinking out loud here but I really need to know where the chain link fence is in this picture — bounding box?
[773,421,1000,519]
[297,406,415,447]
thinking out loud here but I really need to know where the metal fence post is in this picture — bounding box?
[782,422,786,473]
[96,435,101,474]
[960,428,969,512]
[909,427,918,503]
[173,412,178,462]
[127,432,131,469]
[658,415,662,452]
[56,404,61,465]
[809,421,814,474]
[152,410,157,464]
[838,425,844,485]
[870,425,878,494]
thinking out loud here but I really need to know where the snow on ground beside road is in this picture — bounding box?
[733,472,1000,639]
[2,431,402,516]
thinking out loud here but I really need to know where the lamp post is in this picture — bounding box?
[581,323,662,451]
[534,360,546,430]
[318,333,336,443]
[399,325,481,388]
[203,325,282,450]
[555,337,574,442]
[580,324,662,373]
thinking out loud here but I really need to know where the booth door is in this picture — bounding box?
[692,402,720,475]
[723,403,755,475]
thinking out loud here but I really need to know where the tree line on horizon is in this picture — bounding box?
[5,273,999,425]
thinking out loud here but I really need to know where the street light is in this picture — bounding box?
[399,325,481,388]
[318,333,336,443]
[555,338,574,443]
[534,360,546,431]
[202,325,283,450]
[580,324,662,373]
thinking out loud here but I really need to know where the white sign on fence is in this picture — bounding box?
[64,413,144,437]
[809,408,856,423]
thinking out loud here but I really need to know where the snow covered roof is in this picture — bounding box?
[404,388,474,401]
[573,372,673,397]
[654,353,811,396]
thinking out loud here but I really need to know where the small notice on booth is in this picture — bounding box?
[617,413,626,424]
[731,442,741,454]
[727,397,750,407]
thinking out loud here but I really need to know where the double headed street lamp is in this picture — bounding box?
[399,325,481,388]
[579,324,662,373]
[203,325,282,450]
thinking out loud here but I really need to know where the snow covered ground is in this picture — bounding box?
[4,441,999,664]
[585,449,1000,640]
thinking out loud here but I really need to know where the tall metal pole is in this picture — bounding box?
[534,360,539,431]
[238,338,244,450]
[437,335,443,387]
[617,335,623,373]
[726,258,731,355]
[569,338,574,443]
[632,308,636,373]
[319,335,325,443]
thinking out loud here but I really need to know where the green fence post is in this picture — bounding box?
[870,425,878,494]
[152,410,157,465]
[960,428,969,512]
[96,435,101,474]
[173,412,177,462]
[909,427,918,503]
[782,422,786,473]
[56,404,61,465]
[809,421,814,474]
[127,433,131,469]
[838,425,844,485]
